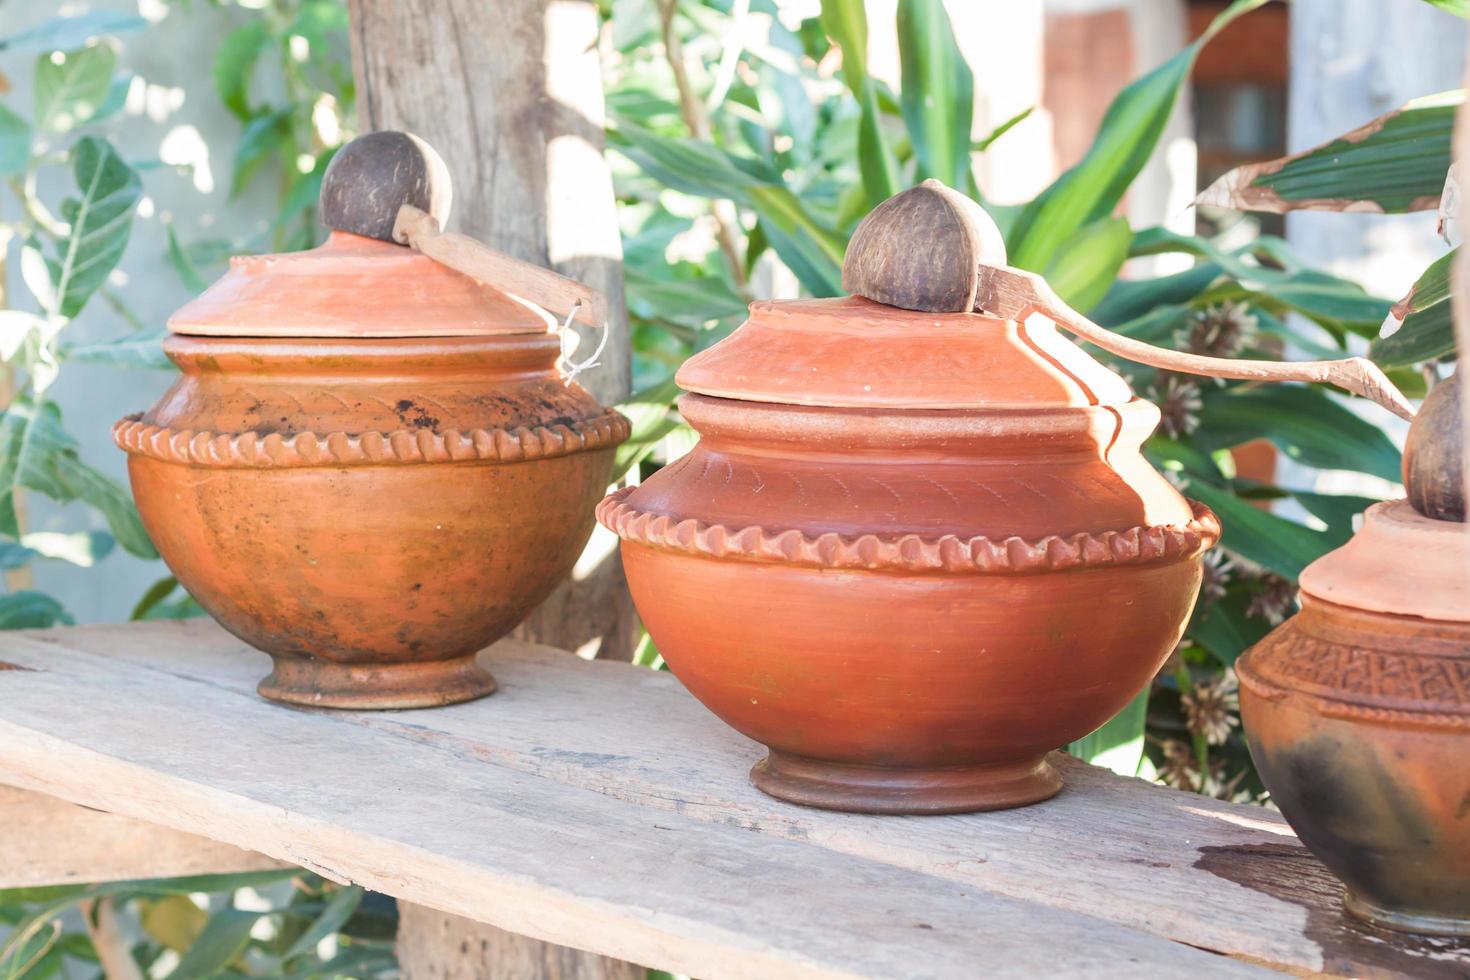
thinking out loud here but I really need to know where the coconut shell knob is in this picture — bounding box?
[842,179,1008,313]
[319,131,453,242]
[1403,373,1465,522]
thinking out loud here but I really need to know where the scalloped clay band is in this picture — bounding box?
[114,412,631,468]
[598,486,1220,575]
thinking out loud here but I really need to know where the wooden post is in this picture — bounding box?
[346,2,642,976]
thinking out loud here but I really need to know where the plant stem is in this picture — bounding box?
[655,0,749,293]
[79,899,144,980]
[0,232,33,593]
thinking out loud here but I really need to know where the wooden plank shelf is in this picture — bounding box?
[0,621,1465,978]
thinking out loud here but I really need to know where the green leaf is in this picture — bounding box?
[34,45,116,133]
[283,886,363,964]
[1197,90,1460,214]
[1007,0,1268,270]
[0,591,72,629]
[820,0,899,207]
[1044,217,1132,313]
[214,21,271,121]
[1290,490,1376,548]
[165,222,209,294]
[1372,248,1456,366]
[63,329,172,370]
[1421,0,1470,15]
[0,105,31,178]
[1193,385,1403,482]
[613,377,682,480]
[232,107,293,197]
[49,137,142,318]
[166,907,262,980]
[131,576,181,620]
[897,0,974,190]
[1185,479,1333,579]
[51,453,157,558]
[1189,591,1269,667]
[0,12,146,52]
[975,106,1033,154]
[0,397,156,559]
[1068,687,1149,776]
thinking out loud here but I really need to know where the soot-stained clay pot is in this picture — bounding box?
[115,133,628,709]
[599,292,1221,812]
[1239,376,1470,937]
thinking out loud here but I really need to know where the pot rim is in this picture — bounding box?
[114,410,629,469]
[596,485,1219,576]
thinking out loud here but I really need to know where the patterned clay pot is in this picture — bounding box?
[116,230,628,708]
[1238,498,1470,936]
[598,296,1221,813]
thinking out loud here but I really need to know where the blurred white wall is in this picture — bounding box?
[1,1,281,622]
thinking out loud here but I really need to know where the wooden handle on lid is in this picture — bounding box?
[320,130,606,330]
[843,182,1415,422]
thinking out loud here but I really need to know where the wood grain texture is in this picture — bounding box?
[348,0,638,670]
[398,904,643,980]
[0,621,1291,980]
[3,621,1467,976]
[0,783,283,889]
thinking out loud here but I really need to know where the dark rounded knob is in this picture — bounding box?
[1403,372,1464,522]
[319,131,453,242]
[842,179,1008,313]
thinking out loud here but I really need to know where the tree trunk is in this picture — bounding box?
[347,1,641,974]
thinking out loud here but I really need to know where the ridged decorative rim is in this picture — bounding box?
[598,486,1220,575]
[114,411,629,468]
[1239,621,1470,728]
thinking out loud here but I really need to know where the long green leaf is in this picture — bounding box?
[34,45,115,133]
[1007,0,1268,270]
[283,886,363,964]
[1044,217,1132,312]
[1197,90,1460,214]
[0,12,145,52]
[1193,385,1403,482]
[166,907,262,980]
[820,0,899,206]
[0,106,30,178]
[1186,479,1334,579]
[1372,248,1456,366]
[49,137,142,318]
[896,0,974,190]
[1068,687,1150,776]
[0,591,72,629]
[1421,0,1470,15]
[213,21,270,121]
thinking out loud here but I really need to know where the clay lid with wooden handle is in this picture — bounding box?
[841,180,1416,422]
[170,131,606,339]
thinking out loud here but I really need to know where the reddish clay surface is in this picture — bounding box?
[600,298,1219,813]
[116,234,627,708]
[1239,502,1470,936]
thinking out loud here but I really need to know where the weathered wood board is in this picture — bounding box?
[0,621,1465,978]
[0,784,283,889]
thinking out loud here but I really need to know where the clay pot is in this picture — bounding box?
[598,297,1220,813]
[116,230,627,708]
[1238,499,1470,936]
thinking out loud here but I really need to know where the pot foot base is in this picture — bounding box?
[258,654,496,710]
[1345,891,1470,937]
[751,750,1062,814]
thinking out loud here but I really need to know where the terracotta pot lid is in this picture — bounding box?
[1300,499,1470,622]
[675,296,1132,409]
[168,232,555,339]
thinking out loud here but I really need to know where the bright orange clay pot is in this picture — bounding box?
[1239,498,1470,936]
[598,297,1220,813]
[116,231,627,709]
